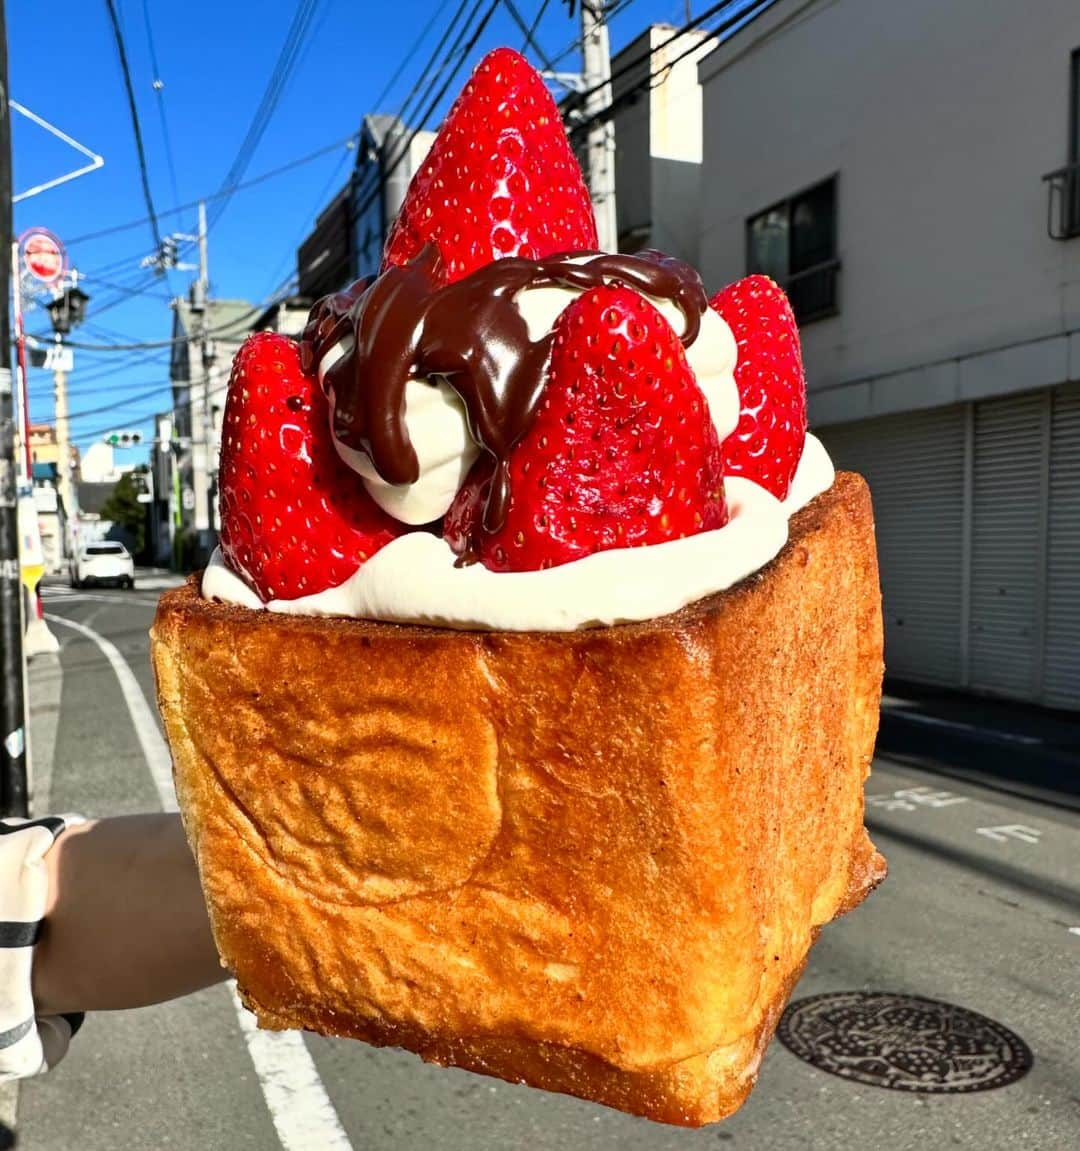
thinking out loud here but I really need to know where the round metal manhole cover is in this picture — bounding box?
[777,992,1032,1093]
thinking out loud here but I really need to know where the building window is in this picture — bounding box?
[746,176,840,323]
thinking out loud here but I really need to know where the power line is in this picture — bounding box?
[383,0,476,139]
[141,0,182,207]
[504,0,556,72]
[544,0,634,72]
[30,370,172,400]
[104,0,165,254]
[353,0,501,228]
[66,134,358,247]
[53,134,352,332]
[40,276,299,353]
[572,0,774,140]
[56,383,173,424]
[258,146,354,300]
[567,0,761,116]
[208,0,324,231]
[368,4,448,113]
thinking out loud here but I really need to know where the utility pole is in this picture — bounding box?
[580,0,618,252]
[189,200,217,563]
[0,0,29,817]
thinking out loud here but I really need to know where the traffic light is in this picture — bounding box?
[104,430,143,447]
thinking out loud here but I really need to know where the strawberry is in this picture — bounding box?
[444,284,727,572]
[218,332,401,601]
[707,274,807,500]
[381,47,597,285]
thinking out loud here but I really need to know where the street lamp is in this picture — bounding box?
[46,284,90,336]
[44,280,90,551]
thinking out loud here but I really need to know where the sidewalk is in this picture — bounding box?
[877,679,1080,811]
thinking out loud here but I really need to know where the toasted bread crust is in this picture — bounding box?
[151,471,885,1126]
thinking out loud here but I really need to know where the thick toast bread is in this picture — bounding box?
[150,471,885,1126]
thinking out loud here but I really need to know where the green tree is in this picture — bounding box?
[100,468,149,558]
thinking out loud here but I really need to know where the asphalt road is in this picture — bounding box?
[9,577,1080,1150]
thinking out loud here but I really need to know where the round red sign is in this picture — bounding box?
[21,229,65,284]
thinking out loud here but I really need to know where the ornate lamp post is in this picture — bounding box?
[45,281,89,534]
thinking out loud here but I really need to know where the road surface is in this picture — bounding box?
[9,578,1079,1150]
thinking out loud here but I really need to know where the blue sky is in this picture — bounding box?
[9,0,715,461]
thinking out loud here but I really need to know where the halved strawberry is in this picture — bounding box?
[382,47,597,284]
[444,284,727,571]
[218,332,401,601]
[707,274,807,500]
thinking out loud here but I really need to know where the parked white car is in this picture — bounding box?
[70,541,136,590]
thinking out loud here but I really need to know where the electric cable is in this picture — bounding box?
[543,0,635,72]
[141,0,182,208]
[39,276,300,353]
[368,3,448,113]
[208,0,324,230]
[56,382,174,424]
[568,0,772,142]
[66,134,358,247]
[353,0,501,228]
[104,0,165,254]
[568,0,761,114]
[504,0,556,71]
[386,0,475,135]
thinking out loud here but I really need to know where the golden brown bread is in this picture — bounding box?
[150,470,885,1127]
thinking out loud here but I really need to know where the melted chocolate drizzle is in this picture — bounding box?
[300,246,708,535]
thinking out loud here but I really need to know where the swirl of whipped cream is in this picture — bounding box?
[202,436,834,631]
[317,255,738,527]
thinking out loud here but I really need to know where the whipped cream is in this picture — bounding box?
[322,338,480,526]
[318,259,739,525]
[202,435,834,631]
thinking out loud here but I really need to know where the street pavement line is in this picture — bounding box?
[46,613,354,1151]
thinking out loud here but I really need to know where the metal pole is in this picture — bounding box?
[53,349,72,522]
[197,201,217,556]
[0,0,30,817]
[581,0,619,251]
[10,239,28,476]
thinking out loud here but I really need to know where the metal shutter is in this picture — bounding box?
[820,407,966,685]
[1045,384,1080,708]
[969,392,1045,698]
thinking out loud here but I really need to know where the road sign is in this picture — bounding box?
[43,344,73,373]
[20,229,65,284]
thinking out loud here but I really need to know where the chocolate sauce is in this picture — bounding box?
[300,246,708,535]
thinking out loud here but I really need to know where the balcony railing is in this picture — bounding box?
[1042,161,1080,240]
[784,258,841,324]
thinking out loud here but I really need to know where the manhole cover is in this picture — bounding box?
[777,991,1032,1093]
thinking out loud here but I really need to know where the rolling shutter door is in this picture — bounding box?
[820,407,965,685]
[1044,384,1080,708]
[969,393,1044,698]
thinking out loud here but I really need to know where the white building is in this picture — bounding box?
[698,0,1080,710]
[168,295,255,567]
[576,25,717,263]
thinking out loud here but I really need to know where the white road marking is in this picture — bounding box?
[1069,927,1080,937]
[42,589,162,608]
[45,612,354,1151]
[231,983,353,1150]
[975,824,1042,845]
[866,785,969,812]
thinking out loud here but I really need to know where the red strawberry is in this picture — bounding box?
[218,332,401,601]
[707,274,807,500]
[444,284,727,572]
[382,47,597,284]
